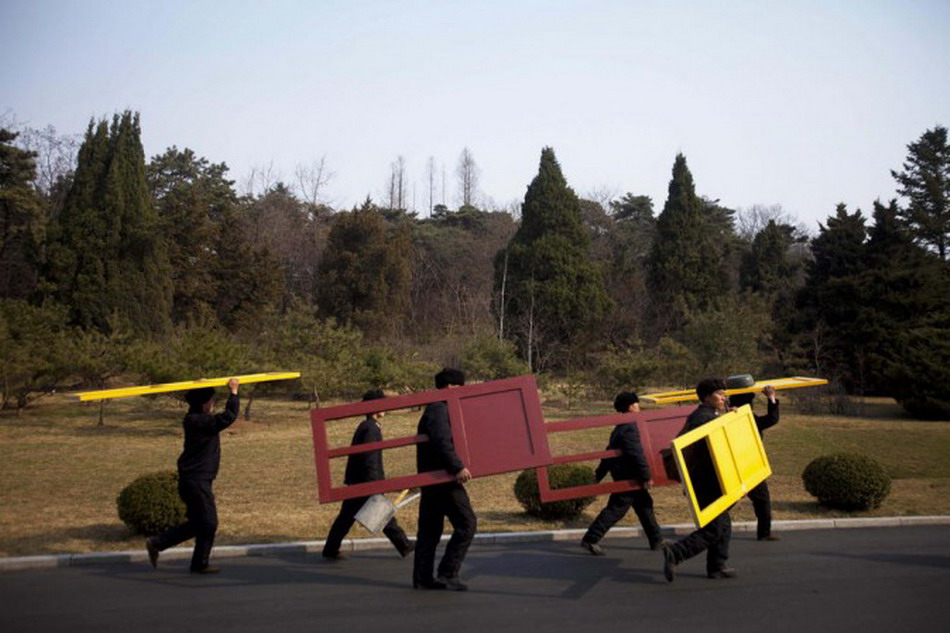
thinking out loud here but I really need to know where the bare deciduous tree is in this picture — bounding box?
[387,155,407,210]
[294,155,334,206]
[456,147,480,207]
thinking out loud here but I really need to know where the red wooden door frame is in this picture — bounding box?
[311,375,551,503]
[537,405,695,502]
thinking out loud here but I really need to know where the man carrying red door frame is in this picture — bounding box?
[412,368,476,591]
[580,391,668,555]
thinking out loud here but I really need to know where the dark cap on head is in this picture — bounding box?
[696,378,727,401]
[435,368,465,389]
[185,387,216,410]
[362,388,385,401]
[613,391,640,413]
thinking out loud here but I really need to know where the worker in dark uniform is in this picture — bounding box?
[581,391,666,555]
[729,384,780,541]
[662,377,736,582]
[146,378,240,574]
[412,368,475,591]
[322,389,413,560]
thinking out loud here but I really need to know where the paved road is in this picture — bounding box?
[2,525,948,633]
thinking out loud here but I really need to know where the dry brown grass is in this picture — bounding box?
[1,393,948,557]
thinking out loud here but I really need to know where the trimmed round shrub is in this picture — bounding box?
[801,453,892,511]
[514,464,596,521]
[116,471,186,535]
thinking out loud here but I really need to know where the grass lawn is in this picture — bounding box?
[1,391,948,557]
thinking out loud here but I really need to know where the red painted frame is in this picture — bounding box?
[537,405,695,502]
[311,375,551,503]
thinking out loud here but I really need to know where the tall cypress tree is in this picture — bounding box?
[0,129,45,300]
[494,147,610,370]
[49,111,172,334]
[646,154,731,336]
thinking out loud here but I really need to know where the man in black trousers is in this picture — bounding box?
[412,368,475,591]
[580,391,666,555]
[662,377,736,582]
[322,389,413,560]
[729,384,780,541]
[146,378,239,574]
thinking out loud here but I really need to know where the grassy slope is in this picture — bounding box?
[1,393,948,557]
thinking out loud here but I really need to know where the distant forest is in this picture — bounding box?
[2,112,948,419]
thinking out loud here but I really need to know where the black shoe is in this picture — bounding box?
[413,578,447,590]
[758,534,781,541]
[399,542,416,558]
[707,567,737,579]
[437,575,468,591]
[322,551,347,560]
[662,544,676,583]
[190,565,220,575]
[145,538,159,569]
[580,540,605,556]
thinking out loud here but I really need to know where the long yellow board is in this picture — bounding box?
[641,376,828,404]
[70,372,301,401]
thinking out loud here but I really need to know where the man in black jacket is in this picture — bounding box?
[662,377,736,582]
[729,384,780,541]
[412,368,475,591]
[146,378,240,574]
[322,389,413,559]
[580,391,665,555]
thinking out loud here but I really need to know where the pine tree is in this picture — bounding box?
[494,147,610,370]
[791,204,868,388]
[49,112,172,334]
[891,125,950,260]
[646,154,732,336]
[317,198,411,337]
[0,129,45,299]
[861,200,950,415]
[148,146,237,323]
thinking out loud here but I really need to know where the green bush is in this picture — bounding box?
[513,464,596,521]
[116,471,186,535]
[801,453,892,511]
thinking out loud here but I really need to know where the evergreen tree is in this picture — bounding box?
[317,198,411,337]
[493,147,610,370]
[792,204,869,390]
[209,206,285,332]
[603,194,656,342]
[891,125,950,260]
[148,146,237,323]
[49,112,172,334]
[0,129,45,299]
[646,154,732,336]
[860,200,950,415]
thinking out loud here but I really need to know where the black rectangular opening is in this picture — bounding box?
[681,438,723,511]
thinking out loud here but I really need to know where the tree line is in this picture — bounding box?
[1,111,948,418]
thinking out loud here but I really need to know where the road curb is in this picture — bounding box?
[3,515,948,572]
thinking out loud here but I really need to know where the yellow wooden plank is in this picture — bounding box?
[70,372,301,401]
[641,376,828,404]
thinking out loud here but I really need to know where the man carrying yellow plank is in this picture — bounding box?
[146,378,240,574]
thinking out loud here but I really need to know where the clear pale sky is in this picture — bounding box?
[3,0,949,229]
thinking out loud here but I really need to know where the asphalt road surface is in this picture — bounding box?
[2,525,948,633]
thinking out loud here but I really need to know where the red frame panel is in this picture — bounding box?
[311,375,551,503]
[537,405,695,502]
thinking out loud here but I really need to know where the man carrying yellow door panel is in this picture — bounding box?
[662,378,736,582]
